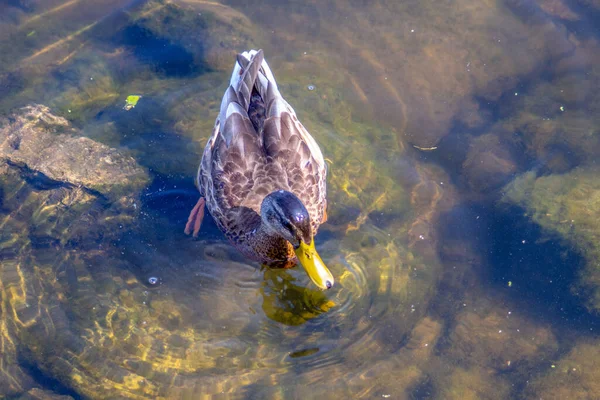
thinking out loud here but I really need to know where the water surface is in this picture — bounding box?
[1,0,600,398]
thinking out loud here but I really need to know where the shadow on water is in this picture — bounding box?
[116,24,206,78]
[118,173,219,278]
[485,204,600,328]
[561,0,600,38]
[92,95,204,174]
[3,0,34,13]
[17,355,83,400]
[438,201,600,333]
[137,173,222,245]
[408,376,436,400]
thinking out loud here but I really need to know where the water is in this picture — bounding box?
[1,0,600,398]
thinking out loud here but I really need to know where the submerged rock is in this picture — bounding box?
[462,134,518,193]
[0,104,148,202]
[444,297,557,371]
[0,104,149,398]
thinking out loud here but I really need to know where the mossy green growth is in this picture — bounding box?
[503,168,600,311]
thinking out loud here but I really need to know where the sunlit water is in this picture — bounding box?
[1,0,600,399]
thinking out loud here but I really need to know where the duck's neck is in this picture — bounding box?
[239,222,295,268]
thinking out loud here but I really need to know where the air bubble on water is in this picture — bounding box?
[307,84,315,91]
[148,277,159,285]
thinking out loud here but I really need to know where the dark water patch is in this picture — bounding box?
[7,160,67,191]
[561,0,600,39]
[433,202,600,345]
[92,97,202,175]
[430,204,486,324]
[409,375,436,400]
[93,97,175,138]
[4,0,34,13]
[0,182,5,213]
[503,0,555,25]
[432,202,600,398]
[17,355,83,400]
[28,234,61,250]
[484,203,600,331]
[368,209,407,231]
[0,71,26,108]
[125,130,197,174]
[116,24,201,78]
[117,173,224,282]
[140,173,214,229]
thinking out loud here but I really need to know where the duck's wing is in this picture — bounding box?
[259,61,328,234]
[198,50,267,215]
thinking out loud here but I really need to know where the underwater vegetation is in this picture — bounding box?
[1,0,600,398]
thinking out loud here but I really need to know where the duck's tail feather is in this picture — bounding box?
[218,49,310,151]
[234,50,264,110]
[229,49,283,109]
[219,50,262,129]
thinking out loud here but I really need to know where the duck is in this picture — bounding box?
[185,49,334,290]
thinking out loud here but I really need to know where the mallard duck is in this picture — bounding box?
[185,49,334,290]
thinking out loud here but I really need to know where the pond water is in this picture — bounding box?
[1,0,600,398]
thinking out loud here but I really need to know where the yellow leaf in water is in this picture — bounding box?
[124,95,142,110]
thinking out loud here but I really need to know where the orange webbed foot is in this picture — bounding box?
[184,197,206,237]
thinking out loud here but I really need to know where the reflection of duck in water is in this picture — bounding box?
[185,49,334,290]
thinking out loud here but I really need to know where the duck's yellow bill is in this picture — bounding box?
[295,240,334,290]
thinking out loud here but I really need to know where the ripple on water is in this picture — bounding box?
[0,159,441,398]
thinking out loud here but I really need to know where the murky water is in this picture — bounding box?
[2,0,600,398]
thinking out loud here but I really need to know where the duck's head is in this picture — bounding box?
[261,190,334,290]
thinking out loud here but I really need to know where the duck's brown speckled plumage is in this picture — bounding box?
[195,49,327,267]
